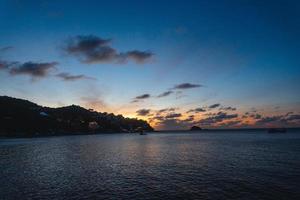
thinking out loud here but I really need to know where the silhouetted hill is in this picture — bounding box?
[0,96,154,137]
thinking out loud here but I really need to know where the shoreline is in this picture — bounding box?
[1,128,300,139]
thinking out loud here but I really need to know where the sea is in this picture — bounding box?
[1,130,300,200]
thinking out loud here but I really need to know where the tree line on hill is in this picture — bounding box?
[0,96,154,137]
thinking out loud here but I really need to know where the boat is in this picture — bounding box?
[139,130,147,135]
[135,127,147,135]
[268,128,287,133]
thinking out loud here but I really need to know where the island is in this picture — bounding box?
[190,126,202,131]
[0,96,154,137]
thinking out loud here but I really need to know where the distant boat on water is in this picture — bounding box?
[135,127,147,135]
[139,130,147,135]
[268,128,287,133]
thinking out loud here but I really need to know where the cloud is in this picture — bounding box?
[218,120,242,128]
[208,103,220,109]
[157,91,173,98]
[56,72,96,81]
[165,113,182,119]
[157,107,177,114]
[131,93,151,103]
[187,107,206,113]
[148,108,183,126]
[251,113,300,127]
[149,115,165,122]
[136,109,151,116]
[135,94,151,99]
[198,112,238,126]
[286,114,300,121]
[156,119,190,130]
[220,106,236,111]
[65,35,115,63]
[123,50,153,64]
[64,35,153,64]
[173,83,202,90]
[183,115,195,122]
[1,60,95,82]
[9,62,58,78]
[255,115,283,125]
[250,114,262,119]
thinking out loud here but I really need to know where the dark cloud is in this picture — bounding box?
[250,114,262,119]
[157,109,168,113]
[154,113,199,130]
[157,108,177,114]
[9,62,58,78]
[255,116,283,125]
[173,83,202,90]
[165,113,182,119]
[194,108,206,112]
[187,107,206,113]
[56,72,96,81]
[157,91,173,98]
[123,50,153,64]
[136,109,151,116]
[131,93,151,103]
[219,120,242,128]
[285,114,300,121]
[156,119,189,130]
[65,35,115,63]
[0,60,93,82]
[220,106,236,111]
[242,115,248,119]
[64,35,153,64]
[253,113,300,127]
[149,115,165,122]
[149,108,182,125]
[135,94,151,99]
[198,112,238,126]
[209,103,221,109]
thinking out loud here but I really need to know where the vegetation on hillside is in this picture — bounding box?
[0,96,153,137]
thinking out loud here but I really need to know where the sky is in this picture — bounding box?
[0,0,300,130]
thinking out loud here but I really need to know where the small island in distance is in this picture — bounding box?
[0,96,154,137]
[190,126,202,131]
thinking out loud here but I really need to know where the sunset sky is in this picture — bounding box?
[1,0,300,130]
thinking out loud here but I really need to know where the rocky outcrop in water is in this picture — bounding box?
[190,126,202,131]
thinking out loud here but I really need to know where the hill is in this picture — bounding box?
[0,96,153,137]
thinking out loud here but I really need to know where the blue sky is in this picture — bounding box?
[1,0,300,129]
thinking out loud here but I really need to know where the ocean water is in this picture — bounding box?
[1,130,300,200]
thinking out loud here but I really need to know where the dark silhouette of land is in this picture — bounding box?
[0,96,153,137]
[190,126,202,131]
